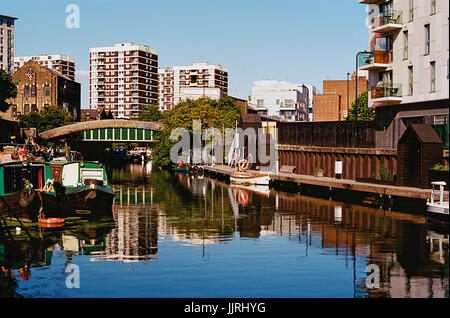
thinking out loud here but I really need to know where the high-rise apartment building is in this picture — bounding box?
[249,80,311,122]
[14,54,76,81]
[158,68,174,111]
[0,14,17,75]
[172,62,228,106]
[90,42,158,119]
[358,0,449,148]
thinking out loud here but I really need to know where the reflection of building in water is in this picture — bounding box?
[273,192,449,298]
[113,185,154,206]
[157,214,221,246]
[91,206,158,263]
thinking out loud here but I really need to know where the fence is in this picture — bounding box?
[277,121,376,148]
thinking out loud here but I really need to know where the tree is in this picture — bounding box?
[136,104,162,122]
[18,105,74,134]
[348,90,374,121]
[151,96,243,167]
[0,69,17,113]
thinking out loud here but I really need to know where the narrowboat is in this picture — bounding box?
[0,161,51,222]
[41,160,114,215]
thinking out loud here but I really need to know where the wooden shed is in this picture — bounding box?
[238,113,271,167]
[397,124,443,188]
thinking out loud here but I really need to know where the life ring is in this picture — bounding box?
[39,223,64,228]
[238,159,250,171]
[38,218,65,224]
[238,190,249,205]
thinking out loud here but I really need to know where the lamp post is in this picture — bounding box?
[347,72,350,120]
[355,50,369,120]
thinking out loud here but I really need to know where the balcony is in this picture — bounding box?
[358,0,382,3]
[371,83,402,104]
[358,50,390,71]
[371,10,403,33]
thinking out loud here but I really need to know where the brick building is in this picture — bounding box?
[1,59,81,121]
[313,75,368,121]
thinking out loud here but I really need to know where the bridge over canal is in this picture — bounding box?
[39,119,164,142]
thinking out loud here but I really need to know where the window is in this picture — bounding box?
[31,85,36,97]
[24,104,30,114]
[24,86,30,97]
[408,66,414,95]
[409,0,414,21]
[430,61,436,92]
[403,31,408,59]
[431,0,436,15]
[256,99,264,108]
[425,24,431,54]
[44,84,50,96]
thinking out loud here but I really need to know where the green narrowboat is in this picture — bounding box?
[41,160,114,215]
[0,161,51,222]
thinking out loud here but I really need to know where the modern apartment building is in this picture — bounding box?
[0,14,17,75]
[171,62,228,106]
[158,67,174,111]
[90,42,158,119]
[358,0,449,148]
[14,54,76,81]
[249,80,311,122]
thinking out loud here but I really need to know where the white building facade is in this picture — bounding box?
[0,14,16,75]
[358,0,449,148]
[249,80,311,122]
[172,62,228,106]
[14,54,76,80]
[90,42,158,119]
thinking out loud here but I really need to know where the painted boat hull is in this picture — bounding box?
[426,202,449,223]
[230,174,270,186]
[0,190,41,222]
[42,185,114,217]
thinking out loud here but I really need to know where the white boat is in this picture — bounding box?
[230,173,270,186]
[426,181,449,222]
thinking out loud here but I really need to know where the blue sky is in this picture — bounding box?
[2,0,369,108]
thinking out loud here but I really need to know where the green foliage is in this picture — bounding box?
[378,166,392,181]
[0,69,17,113]
[151,96,243,167]
[18,105,74,134]
[431,163,449,171]
[348,90,375,121]
[136,104,162,122]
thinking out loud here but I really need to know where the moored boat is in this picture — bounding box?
[426,181,449,224]
[40,160,114,216]
[230,173,270,186]
[0,161,51,222]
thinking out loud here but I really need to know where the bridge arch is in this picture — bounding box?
[39,119,164,142]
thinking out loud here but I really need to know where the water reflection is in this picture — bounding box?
[1,163,448,298]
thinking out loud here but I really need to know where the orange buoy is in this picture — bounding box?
[38,218,65,225]
[238,159,250,171]
[38,223,64,228]
[238,190,249,205]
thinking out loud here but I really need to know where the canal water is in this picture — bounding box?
[1,163,448,298]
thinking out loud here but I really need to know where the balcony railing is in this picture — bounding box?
[359,50,390,68]
[371,83,402,100]
[371,10,402,31]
